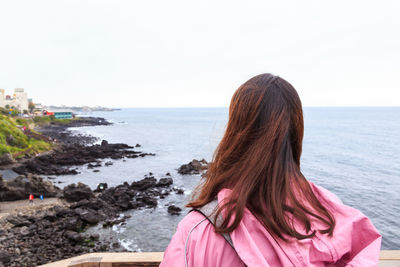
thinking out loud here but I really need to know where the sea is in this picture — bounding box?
[51,107,400,251]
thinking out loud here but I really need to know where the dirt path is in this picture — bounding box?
[0,198,66,222]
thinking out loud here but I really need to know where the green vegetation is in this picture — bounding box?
[1,107,30,117]
[82,238,96,247]
[28,102,35,113]
[0,109,78,157]
[0,107,9,115]
[0,114,53,157]
[32,115,71,125]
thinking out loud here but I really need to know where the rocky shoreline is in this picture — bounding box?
[0,116,172,267]
[12,140,155,176]
[0,173,61,202]
[0,174,184,267]
[9,117,155,176]
[178,158,208,175]
[35,117,111,146]
[0,116,205,267]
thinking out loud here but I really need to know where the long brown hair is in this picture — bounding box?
[188,73,335,241]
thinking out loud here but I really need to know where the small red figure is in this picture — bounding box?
[29,194,34,204]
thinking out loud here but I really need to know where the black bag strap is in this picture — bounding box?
[190,199,235,249]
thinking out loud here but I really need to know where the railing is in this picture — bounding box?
[39,251,400,267]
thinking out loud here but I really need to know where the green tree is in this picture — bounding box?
[10,108,19,116]
[28,102,35,113]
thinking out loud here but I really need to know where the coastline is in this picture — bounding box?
[0,116,109,173]
[1,107,399,266]
[0,115,183,266]
[2,116,154,177]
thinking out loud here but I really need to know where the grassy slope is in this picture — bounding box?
[32,115,71,126]
[0,113,72,158]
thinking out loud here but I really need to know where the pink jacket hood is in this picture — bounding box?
[160,182,381,267]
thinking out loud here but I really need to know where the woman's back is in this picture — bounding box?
[161,183,381,266]
[160,74,381,266]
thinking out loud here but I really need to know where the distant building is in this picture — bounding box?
[0,88,29,112]
[34,103,44,110]
[33,103,44,116]
[46,109,73,119]
[0,89,5,107]
[43,110,54,116]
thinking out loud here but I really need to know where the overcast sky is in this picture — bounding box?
[0,0,399,107]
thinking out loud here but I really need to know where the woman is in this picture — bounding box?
[160,74,381,266]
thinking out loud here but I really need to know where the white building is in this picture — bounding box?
[0,88,29,112]
[0,89,5,108]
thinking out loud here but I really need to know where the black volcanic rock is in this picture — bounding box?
[0,250,10,264]
[157,178,173,187]
[74,208,102,224]
[0,174,61,201]
[63,183,94,202]
[101,140,109,146]
[36,117,111,146]
[87,162,102,169]
[174,188,185,195]
[0,175,180,266]
[64,230,84,243]
[168,205,182,215]
[178,159,208,175]
[6,216,32,227]
[12,142,154,176]
[130,177,157,191]
[11,116,155,176]
[0,153,15,166]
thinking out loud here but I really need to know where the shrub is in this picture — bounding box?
[29,139,52,153]
[0,144,9,154]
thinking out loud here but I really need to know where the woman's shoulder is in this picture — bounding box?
[308,181,343,204]
[308,181,381,265]
[177,210,211,232]
[163,209,242,267]
[308,181,370,222]
[174,209,222,244]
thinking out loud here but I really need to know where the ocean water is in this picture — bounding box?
[52,107,400,250]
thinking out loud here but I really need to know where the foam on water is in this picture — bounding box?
[119,238,142,252]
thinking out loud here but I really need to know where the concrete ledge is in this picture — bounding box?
[39,250,400,267]
[379,250,400,267]
[39,252,163,267]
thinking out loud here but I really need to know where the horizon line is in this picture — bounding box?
[98,105,400,109]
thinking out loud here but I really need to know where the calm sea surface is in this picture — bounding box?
[53,107,400,250]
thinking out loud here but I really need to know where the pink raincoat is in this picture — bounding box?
[160,182,381,267]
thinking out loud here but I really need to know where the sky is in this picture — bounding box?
[0,0,399,108]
